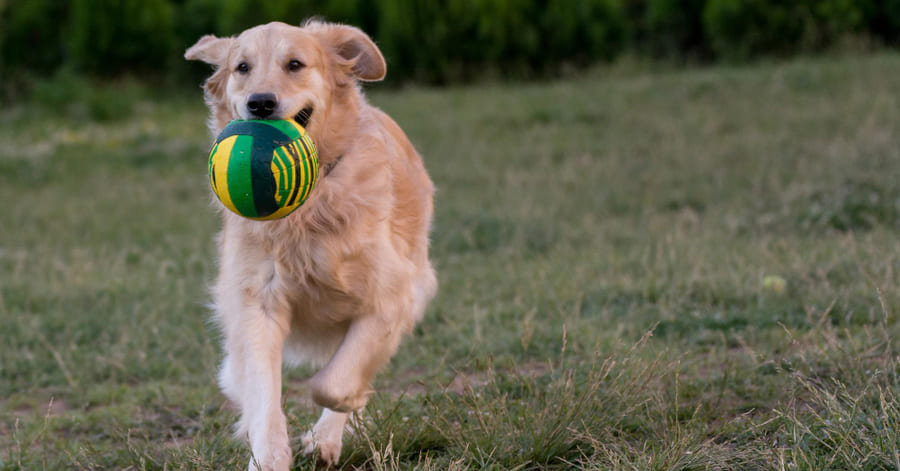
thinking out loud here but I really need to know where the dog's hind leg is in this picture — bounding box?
[216,286,293,471]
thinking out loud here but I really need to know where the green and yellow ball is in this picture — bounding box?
[208,119,318,220]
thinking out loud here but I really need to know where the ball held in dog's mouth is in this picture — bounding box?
[208,119,319,221]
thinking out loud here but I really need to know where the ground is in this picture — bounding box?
[2,53,900,470]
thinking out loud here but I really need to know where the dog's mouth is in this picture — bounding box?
[293,107,314,128]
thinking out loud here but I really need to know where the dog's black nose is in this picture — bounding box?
[247,93,277,118]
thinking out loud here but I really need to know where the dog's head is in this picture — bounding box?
[185,21,385,140]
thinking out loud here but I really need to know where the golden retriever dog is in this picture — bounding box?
[185,21,437,469]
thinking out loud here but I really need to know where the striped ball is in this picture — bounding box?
[208,119,318,220]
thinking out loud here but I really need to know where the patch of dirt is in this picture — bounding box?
[8,396,71,418]
[445,360,552,393]
[283,360,555,411]
[391,359,554,396]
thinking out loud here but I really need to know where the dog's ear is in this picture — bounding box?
[311,23,386,82]
[185,35,234,102]
[184,35,234,66]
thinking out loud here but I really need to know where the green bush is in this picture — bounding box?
[375,1,480,83]
[703,0,866,60]
[215,0,299,35]
[375,0,625,83]
[860,0,900,45]
[703,0,800,60]
[804,0,866,47]
[175,0,220,48]
[542,0,626,65]
[2,0,898,93]
[0,0,68,74]
[209,0,371,36]
[644,0,709,59]
[69,0,175,75]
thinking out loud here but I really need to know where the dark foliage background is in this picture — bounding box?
[2,0,899,99]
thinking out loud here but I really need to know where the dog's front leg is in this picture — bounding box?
[308,312,404,413]
[300,407,350,465]
[218,295,292,471]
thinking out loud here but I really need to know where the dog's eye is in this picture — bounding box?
[236,62,250,74]
[287,59,304,71]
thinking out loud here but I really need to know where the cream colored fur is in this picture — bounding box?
[185,21,437,470]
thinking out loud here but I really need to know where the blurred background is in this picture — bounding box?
[2,0,900,98]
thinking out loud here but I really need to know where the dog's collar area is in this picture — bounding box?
[293,107,313,128]
[289,106,340,178]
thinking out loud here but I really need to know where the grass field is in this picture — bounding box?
[3,53,900,470]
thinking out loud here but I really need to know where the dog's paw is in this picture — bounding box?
[301,430,342,467]
[248,432,292,471]
[247,446,291,471]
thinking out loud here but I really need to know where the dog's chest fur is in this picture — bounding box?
[224,150,394,305]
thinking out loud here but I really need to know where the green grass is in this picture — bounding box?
[3,53,900,470]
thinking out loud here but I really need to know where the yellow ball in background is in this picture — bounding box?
[762,275,787,295]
